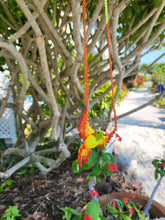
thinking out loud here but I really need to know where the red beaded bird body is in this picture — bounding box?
[78,0,117,167]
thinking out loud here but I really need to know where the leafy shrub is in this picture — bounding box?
[150,63,165,87]
[0,206,20,220]
[135,75,144,86]
[156,97,165,107]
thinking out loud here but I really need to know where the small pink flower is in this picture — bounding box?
[111,198,116,209]
[129,207,134,215]
[109,163,118,172]
[132,194,136,199]
[83,214,91,220]
[90,190,99,197]
[115,165,118,172]
[123,197,128,204]
[109,163,114,171]
[152,73,155,77]
[116,133,122,142]
[161,162,165,167]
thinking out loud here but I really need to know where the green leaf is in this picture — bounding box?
[17,169,27,175]
[60,207,72,220]
[154,170,158,179]
[107,205,118,214]
[100,154,111,165]
[101,152,115,165]
[120,214,132,220]
[65,211,72,220]
[132,2,141,12]
[0,185,4,193]
[137,212,145,220]
[159,170,165,176]
[6,179,15,186]
[96,176,102,182]
[154,0,162,8]
[105,170,113,176]
[60,207,66,212]
[72,160,79,174]
[72,159,91,174]
[72,215,83,220]
[97,216,108,220]
[86,174,94,180]
[107,153,116,164]
[84,199,100,220]
[133,205,145,220]
[152,159,159,168]
[71,208,79,215]
[87,150,99,167]
[92,167,102,176]
[10,205,21,215]
[1,206,20,220]
[125,7,132,19]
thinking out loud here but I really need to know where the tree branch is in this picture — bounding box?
[15,0,61,141]
[86,0,104,41]
[143,0,165,42]
[0,39,28,114]
[117,90,165,120]
[90,90,165,128]
[118,8,157,43]
[0,157,30,179]
[0,81,12,118]
[124,20,165,63]
[31,0,72,66]
[9,0,48,43]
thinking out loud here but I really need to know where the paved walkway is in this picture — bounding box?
[114,89,165,206]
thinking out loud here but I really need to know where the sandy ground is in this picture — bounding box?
[114,88,165,206]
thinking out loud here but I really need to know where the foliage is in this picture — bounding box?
[0,179,15,193]
[146,63,165,87]
[127,75,144,89]
[61,207,79,220]
[152,158,165,179]
[61,154,165,219]
[0,140,6,151]
[135,75,144,87]
[142,74,151,82]
[72,148,116,182]
[61,192,146,220]
[0,206,20,220]
[106,197,145,220]
[90,84,128,119]
[156,97,165,107]
[16,163,36,175]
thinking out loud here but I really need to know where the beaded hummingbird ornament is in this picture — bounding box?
[78,0,117,167]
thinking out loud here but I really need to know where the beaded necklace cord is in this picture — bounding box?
[77,0,118,167]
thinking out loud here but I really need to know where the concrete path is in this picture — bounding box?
[114,88,165,206]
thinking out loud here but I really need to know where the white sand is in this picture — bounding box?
[114,89,165,206]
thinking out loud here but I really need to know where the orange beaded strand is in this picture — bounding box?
[106,23,117,129]
[82,0,89,106]
[81,0,117,130]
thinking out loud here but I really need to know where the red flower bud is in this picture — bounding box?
[83,214,91,220]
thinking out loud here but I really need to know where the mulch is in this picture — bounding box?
[0,154,143,220]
